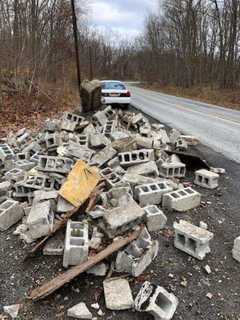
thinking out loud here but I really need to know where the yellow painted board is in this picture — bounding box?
[59,160,101,207]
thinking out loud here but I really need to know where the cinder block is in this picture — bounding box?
[19,175,55,191]
[43,133,60,150]
[111,131,129,141]
[0,199,24,231]
[119,149,155,168]
[100,194,145,238]
[16,131,31,146]
[174,220,214,260]
[175,137,188,151]
[44,119,59,132]
[232,236,240,262]
[135,182,173,206]
[93,106,115,126]
[22,141,42,155]
[64,112,84,123]
[162,187,201,212]
[64,143,94,162]
[33,190,58,202]
[144,205,167,232]
[103,120,116,138]
[158,161,186,178]
[0,181,11,196]
[78,134,89,147]
[26,200,54,239]
[91,144,117,167]
[5,168,25,183]
[135,281,178,320]
[0,144,15,161]
[38,156,73,173]
[63,220,89,268]
[60,112,84,132]
[194,169,219,189]
[16,152,29,161]
[101,167,123,188]
[116,227,159,277]
[89,133,110,148]
[15,159,36,171]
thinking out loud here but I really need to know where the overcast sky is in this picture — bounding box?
[88,0,159,40]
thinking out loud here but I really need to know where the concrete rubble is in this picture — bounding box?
[135,281,178,320]
[103,278,134,310]
[67,302,92,319]
[0,105,224,318]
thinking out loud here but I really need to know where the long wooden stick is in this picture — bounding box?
[28,228,142,301]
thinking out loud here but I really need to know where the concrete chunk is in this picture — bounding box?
[67,302,92,319]
[103,278,134,310]
[91,144,116,167]
[126,160,159,177]
[101,194,145,238]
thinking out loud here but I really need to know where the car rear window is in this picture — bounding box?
[101,82,126,90]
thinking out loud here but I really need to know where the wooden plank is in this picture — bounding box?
[28,228,142,301]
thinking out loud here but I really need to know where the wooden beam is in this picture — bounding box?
[28,228,142,301]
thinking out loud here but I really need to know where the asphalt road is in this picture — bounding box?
[130,86,240,163]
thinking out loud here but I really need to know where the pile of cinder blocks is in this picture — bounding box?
[0,104,225,319]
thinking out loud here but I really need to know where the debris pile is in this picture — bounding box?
[0,106,226,319]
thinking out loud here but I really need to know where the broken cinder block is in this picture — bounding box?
[135,281,178,320]
[116,227,159,277]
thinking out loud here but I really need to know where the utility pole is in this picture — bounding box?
[70,0,82,102]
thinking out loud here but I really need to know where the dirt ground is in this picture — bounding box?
[1,109,240,320]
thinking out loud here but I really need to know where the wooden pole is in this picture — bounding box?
[71,0,82,103]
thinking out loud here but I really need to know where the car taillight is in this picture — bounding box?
[120,91,131,97]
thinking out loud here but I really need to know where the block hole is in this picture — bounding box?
[156,292,173,314]
[188,238,197,252]
[177,233,185,246]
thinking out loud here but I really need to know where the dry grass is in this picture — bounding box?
[0,81,79,138]
[141,83,240,111]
